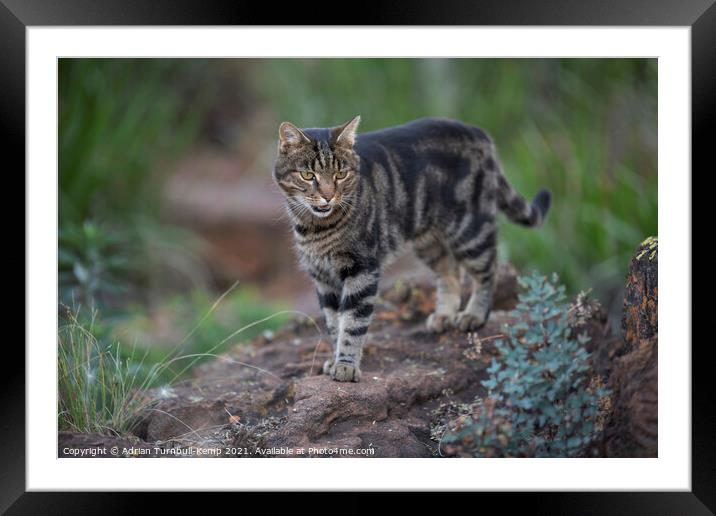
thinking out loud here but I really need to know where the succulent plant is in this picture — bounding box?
[443,272,609,457]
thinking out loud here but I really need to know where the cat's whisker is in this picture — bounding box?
[337,201,348,217]
[339,198,356,210]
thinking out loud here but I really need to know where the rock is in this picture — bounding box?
[622,236,658,355]
[132,265,532,457]
[603,341,658,457]
[602,237,658,457]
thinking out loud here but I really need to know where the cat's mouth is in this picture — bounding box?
[311,205,333,215]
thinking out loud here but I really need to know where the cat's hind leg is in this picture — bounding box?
[414,232,461,333]
[451,222,497,332]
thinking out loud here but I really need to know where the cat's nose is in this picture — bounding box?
[319,196,334,204]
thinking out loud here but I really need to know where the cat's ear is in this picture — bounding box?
[331,115,361,148]
[278,121,310,153]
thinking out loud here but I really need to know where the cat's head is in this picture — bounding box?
[273,116,361,219]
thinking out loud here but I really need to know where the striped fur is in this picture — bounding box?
[274,116,551,382]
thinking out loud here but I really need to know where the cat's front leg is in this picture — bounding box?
[311,273,342,374]
[330,265,380,382]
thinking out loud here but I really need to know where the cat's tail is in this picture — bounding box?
[496,174,551,228]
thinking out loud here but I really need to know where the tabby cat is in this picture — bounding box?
[274,116,550,382]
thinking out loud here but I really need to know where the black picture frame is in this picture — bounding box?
[6,0,709,512]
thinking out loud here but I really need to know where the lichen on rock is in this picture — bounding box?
[602,237,658,457]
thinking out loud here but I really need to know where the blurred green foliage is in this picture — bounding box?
[114,287,291,382]
[252,59,657,307]
[59,59,209,224]
[58,59,212,307]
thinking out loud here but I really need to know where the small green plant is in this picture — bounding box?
[60,216,214,315]
[443,272,608,457]
[58,308,158,434]
[59,220,136,307]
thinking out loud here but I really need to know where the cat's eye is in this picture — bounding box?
[299,170,315,181]
[335,169,349,180]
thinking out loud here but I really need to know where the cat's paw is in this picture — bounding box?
[322,359,334,375]
[426,312,455,333]
[329,361,362,382]
[455,311,488,332]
